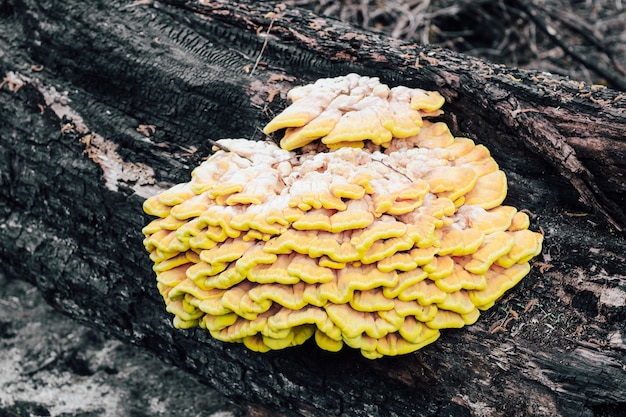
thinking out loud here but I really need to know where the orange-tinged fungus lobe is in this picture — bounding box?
[143,74,543,359]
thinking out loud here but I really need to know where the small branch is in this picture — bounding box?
[207,139,253,163]
[514,0,626,91]
[372,158,413,182]
[250,14,276,76]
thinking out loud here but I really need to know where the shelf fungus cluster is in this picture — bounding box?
[142,74,543,359]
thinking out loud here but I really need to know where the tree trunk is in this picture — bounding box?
[1,1,625,416]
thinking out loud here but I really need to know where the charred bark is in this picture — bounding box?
[1,1,625,416]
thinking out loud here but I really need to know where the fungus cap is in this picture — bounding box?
[143,74,543,359]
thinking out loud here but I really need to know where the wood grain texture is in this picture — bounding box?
[1,1,625,416]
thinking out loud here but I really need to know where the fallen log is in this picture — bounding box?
[1,1,625,416]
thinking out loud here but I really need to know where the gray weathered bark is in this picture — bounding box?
[1,1,625,416]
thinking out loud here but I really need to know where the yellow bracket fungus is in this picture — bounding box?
[142,74,543,359]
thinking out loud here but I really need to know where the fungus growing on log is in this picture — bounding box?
[142,74,543,359]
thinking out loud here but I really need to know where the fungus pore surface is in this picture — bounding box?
[142,74,543,359]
